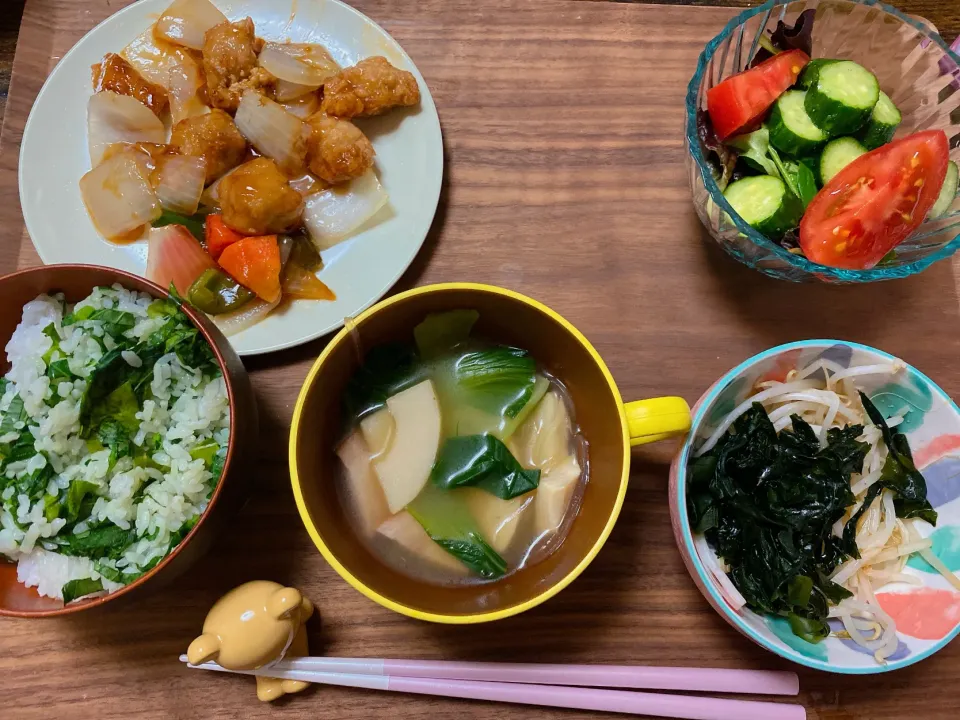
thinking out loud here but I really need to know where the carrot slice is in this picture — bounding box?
[218,235,282,303]
[205,214,245,261]
[282,261,336,300]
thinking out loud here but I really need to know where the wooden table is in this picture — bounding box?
[2,0,959,127]
[2,1,960,719]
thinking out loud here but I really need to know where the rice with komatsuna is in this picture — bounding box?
[0,285,228,604]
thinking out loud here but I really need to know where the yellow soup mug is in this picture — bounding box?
[289,283,690,623]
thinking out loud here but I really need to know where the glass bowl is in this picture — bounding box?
[686,0,960,283]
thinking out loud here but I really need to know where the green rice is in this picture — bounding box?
[0,285,229,602]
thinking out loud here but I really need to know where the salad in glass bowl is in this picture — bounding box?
[687,0,960,282]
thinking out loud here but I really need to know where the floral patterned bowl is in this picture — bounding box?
[669,340,960,672]
[686,0,960,282]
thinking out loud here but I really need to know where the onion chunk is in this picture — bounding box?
[275,79,320,103]
[153,154,207,215]
[211,297,280,336]
[155,0,228,51]
[303,170,389,250]
[234,90,307,175]
[80,150,161,240]
[122,29,207,123]
[258,43,340,86]
[280,91,321,118]
[87,91,166,166]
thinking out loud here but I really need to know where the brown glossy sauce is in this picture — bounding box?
[108,225,149,245]
[91,53,169,116]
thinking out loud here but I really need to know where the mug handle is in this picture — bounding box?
[624,397,691,447]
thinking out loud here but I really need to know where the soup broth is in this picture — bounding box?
[334,310,589,586]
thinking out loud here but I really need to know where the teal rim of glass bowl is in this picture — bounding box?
[686,0,960,282]
[676,339,960,674]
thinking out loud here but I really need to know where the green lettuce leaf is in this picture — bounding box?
[727,128,779,176]
[768,146,818,209]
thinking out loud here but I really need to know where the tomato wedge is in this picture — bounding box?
[707,49,810,140]
[799,130,949,270]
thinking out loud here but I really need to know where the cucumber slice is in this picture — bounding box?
[857,91,902,150]
[929,161,959,219]
[819,137,867,185]
[767,90,828,156]
[798,59,839,90]
[805,61,880,136]
[724,175,802,238]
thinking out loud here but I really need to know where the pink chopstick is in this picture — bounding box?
[181,656,805,720]
[262,656,798,695]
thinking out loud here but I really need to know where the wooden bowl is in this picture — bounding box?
[0,265,258,617]
[289,282,690,623]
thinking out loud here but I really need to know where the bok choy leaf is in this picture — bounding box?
[455,347,536,419]
[414,310,479,359]
[407,486,507,579]
[430,434,540,500]
[343,343,424,421]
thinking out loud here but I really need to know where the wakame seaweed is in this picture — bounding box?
[689,397,937,643]
[688,403,861,642]
[859,391,938,525]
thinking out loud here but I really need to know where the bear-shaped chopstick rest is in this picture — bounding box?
[187,580,315,702]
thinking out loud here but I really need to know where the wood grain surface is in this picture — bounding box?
[0,0,26,124]
[2,1,960,719]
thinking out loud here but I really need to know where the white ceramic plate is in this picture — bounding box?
[19,0,443,356]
